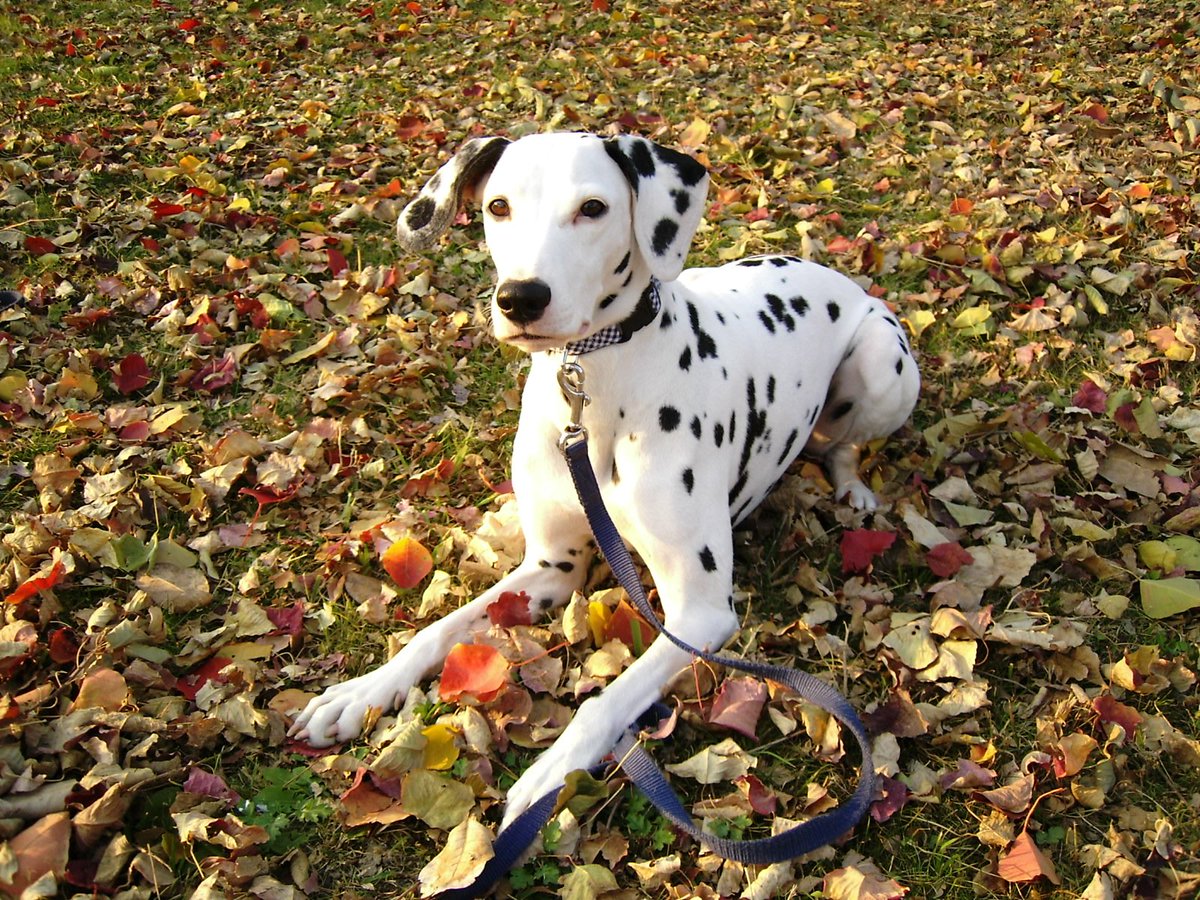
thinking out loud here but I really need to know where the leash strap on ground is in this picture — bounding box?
[434,437,876,897]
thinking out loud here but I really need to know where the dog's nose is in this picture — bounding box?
[495,279,551,324]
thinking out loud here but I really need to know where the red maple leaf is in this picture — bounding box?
[840,529,896,574]
[487,591,533,627]
[925,541,974,578]
[112,353,152,394]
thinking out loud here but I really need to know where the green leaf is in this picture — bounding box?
[1140,578,1200,619]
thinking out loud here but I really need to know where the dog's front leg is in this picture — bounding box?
[290,519,592,746]
[500,604,738,829]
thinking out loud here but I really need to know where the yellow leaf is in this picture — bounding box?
[902,309,936,337]
[952,305,993,329]
[587,600,611,646]
[421,723,460,771]
[178,154,204,173]
[678,117,710,148]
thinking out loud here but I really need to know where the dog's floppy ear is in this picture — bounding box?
[603,135,709,281]
[396,137,511,252]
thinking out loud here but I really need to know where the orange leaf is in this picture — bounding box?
[439,643,509,703]
[71,668,130,712]
[4,559,65,605]
[381,536,434,589]
[998,831,1061,884]
[6,812,71,895]
[949,197,974,215]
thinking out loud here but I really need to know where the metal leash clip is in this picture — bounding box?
[557,354,589,451]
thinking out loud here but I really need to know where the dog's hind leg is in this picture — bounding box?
[807,307,920,510]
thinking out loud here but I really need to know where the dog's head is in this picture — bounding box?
[396,132,709,352]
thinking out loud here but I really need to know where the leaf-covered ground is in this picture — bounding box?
[2,1,1199,897]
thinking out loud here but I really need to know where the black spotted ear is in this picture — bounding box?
[395,137,511,252]
[603,135,709,281]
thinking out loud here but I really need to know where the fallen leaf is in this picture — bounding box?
[841,529,897,574]
[439,642,509,703]
[70,667,130,712]
[665,737,756,783]
[998,831,1061,885]
[1140,578,1200,618]
[417,816,494,897]
[402,769,474,829]
[4,812,71,895]
[382,536,434,589]
[707,676,768,738]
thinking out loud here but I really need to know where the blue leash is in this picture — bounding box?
[434,365,875,896]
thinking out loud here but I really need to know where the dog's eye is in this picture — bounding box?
[487,198,511,218]
[579,199,608,219]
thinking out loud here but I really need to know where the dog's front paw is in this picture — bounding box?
[288,672,407,747]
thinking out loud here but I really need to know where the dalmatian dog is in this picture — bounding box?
[290,132,919,829]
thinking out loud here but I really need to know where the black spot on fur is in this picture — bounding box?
[758,311,776,333]
[769,257,788,267]
[631,140,657,177]
[767,376,776,404]
[895,358,904,375]
[670,189,690,214]
[687,302,718,359]
[659,406,681,432]
[827,301,841,322]
[652,218,679,256]
[679,346,692,371]
[699,546,717,573]
[690,416,702,439]
[808,405,820,426]
[653,144,707,186]
[777,428,799,466]
[556,561,575,572]
[731,378,768,504]
[539,597,554,611]
[660,312,672,329]
[790,295,810,317]
[831,400,854,420]
[405,196,436,230]
[614,251,631,275]
[682,468,694,493]
[739,259,765,267]
[599,293,617,309]
[538,560,551,568]
[714,423,724,447]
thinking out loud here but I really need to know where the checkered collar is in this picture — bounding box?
[563,279,661,356]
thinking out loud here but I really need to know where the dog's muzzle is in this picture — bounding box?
[496,279,551,324]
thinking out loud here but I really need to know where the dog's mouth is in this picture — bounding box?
[499,323,592,353]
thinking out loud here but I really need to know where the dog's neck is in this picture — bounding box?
[562,278,661,357]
